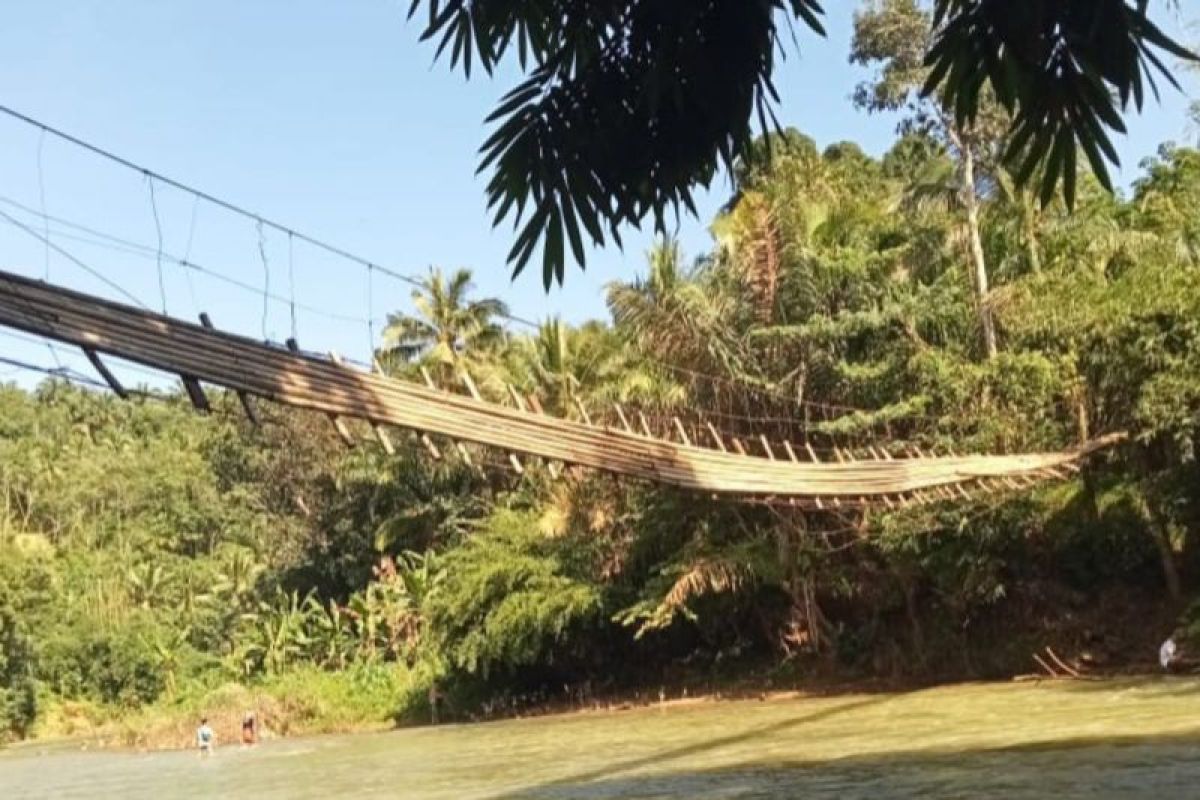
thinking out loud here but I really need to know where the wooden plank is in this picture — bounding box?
[804,442,820,463]
[782,440,799,463]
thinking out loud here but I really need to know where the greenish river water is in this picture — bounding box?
[3,678,1199,798]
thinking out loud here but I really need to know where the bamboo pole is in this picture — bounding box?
[462,371,523,474]
[705,422,728,452]
[331,351,393,454]
[284,339,352,445]
[81,347,127,398]
[181,375,211,414]
[613,404,634,434]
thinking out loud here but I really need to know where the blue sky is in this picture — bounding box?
[0,1,1195,385]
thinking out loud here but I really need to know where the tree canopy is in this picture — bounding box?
[405,0,1196,287]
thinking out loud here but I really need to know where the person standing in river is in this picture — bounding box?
[196,717,216,757]
[241,712,257,746]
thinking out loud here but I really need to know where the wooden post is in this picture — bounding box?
[81,347,128,398]
[506,384,529,411]
[463,371,523,474]
[613,404,634,434]
[672,417,692,446]
[782,440,799,463]
[637,411,653,438]
[287,338,352,447]
[759,435,776,460]
[454,441,475,469]
[460,371,483,403]
[200,312,258,424]
[574,398,593,426]
[515,386,561,478]
[731,437,748,456]
[420,366,437,391]
[330,351,394,454]
[705,422,728,452]
[366,358,398,454]
[804,441,820,463]
[181,375,211,414]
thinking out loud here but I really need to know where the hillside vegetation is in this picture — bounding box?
[2,125,1199,746]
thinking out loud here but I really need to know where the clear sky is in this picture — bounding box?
[0,1,1195,386]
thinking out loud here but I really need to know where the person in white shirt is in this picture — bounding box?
[1159,637,1177,670]
[196,717,216,756]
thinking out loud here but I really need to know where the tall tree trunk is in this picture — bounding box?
[1136,492,1182,601]
[961,146,999,360]
[1022,195,1043,274]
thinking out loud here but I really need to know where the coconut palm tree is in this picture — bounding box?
[378,267,509,387]
[607,239,744,375]
[508,318,684,418]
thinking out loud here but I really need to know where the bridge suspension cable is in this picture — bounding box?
[0,103,951,429]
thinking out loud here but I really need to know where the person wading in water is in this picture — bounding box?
[196,717,216,757]
[241,712,258,746]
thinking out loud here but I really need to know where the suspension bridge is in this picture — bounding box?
[0,267,1123,508]
[0,105,1125,509]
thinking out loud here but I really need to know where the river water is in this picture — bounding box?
[3,678,1199,798]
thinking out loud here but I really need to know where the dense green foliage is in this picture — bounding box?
[3,130,1200,744]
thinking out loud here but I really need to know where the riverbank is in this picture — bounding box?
[8,677,1200,799]
[31,665,418,751]
[29,657,1178,754]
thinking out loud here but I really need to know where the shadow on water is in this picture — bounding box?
[496,728,1200,800]
[1052,675,1200,699]
[488,694,898,799]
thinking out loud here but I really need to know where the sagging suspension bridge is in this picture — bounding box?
[0,268,1124,510]
[0,104,1125,508]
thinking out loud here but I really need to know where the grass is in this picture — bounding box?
[34,663,423,751]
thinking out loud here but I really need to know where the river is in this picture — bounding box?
[3,677,1199,798]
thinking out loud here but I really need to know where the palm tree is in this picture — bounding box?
[607,239,743,375]
[508,318,683,417]
[378,267,509,386]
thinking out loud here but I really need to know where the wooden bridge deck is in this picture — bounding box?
[0,269,1123,505]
